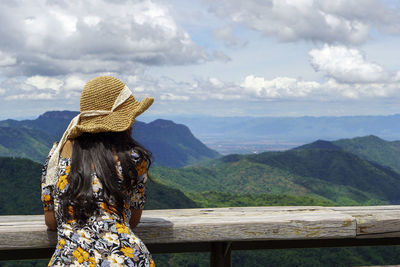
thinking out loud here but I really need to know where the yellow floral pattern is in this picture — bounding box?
[121,246,134,258]
[41,142,154,266]
[56,174,68,190]
[56,238,66,249]
[116,222,130,234]
[73,247,90,263]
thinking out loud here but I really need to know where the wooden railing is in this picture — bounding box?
[1,206,400,266]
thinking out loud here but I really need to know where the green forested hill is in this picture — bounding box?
[0,127,54,163]
[151,146,400,205]
[295,136,400,174]
[247,148,400,203]
[145,178,198,209]
[0,157,44,215]
[333,135,400,173]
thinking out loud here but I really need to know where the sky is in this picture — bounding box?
[1,0,400,119]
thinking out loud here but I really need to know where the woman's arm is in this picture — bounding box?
[128,150,149,229]
[45,210,57,231]
[41,142,59,231]
[129,208,143,229]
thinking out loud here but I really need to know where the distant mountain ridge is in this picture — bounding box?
[132,119,219,167]
[333,135,400,173]
[0,111,219,167]
[294,140,341,150]
[162,114,400,143]
[296,135,400,173]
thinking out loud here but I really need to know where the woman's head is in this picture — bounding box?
[44,76,154,187]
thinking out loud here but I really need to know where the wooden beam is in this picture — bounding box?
[1,206,400,261]
[332,206,400,238]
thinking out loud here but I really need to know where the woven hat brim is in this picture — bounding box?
[69,96,154,139]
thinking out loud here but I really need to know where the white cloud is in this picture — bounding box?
[26,76,63,91]
[241,75,320,98]
[205,0,400,44]
[0,0,207,77]
[322,78,397,99]
[1,70,399,106]
[209,77,224,88]
[240,74,400,100]
[309,44,389,83]
[127,73,400,101]
[63,76,86,91]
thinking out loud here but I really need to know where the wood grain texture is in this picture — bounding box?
[1,206,400,251]
[332,206,400,238]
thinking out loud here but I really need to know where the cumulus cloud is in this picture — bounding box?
[1,71,399,106]
[126,72,400,102]
[241,74,400,100]
[63,76,86,91]
[309,44,390,83]
[0,74,88,101]
[0,0,207,77]
[241,75,320,98]
[25,76,63,91]
[205,0,400,44]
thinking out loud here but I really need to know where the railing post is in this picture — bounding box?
[210,242,232,267]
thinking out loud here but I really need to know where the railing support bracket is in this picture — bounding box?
[210,242,232,267]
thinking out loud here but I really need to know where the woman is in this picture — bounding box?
[41,76,155,266]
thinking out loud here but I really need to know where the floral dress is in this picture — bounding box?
[41,142,155,267]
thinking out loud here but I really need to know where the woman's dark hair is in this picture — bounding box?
[60,129,151,225]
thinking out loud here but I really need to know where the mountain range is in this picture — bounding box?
[0,111,219,167]
[156,114,400,144]
[151,135,400,205]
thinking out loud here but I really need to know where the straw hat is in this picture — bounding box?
[44,76,153,186]
[69,76,154,139]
